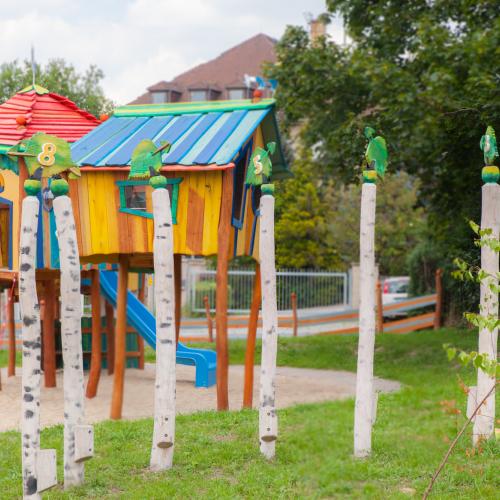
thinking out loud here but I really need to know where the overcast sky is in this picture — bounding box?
[0,0,343,105]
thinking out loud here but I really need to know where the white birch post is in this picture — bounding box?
[472,180,499,444]
[19,195,43,500]
[150,184,177,471]
[53,188,89,487]
[354,181,377,458]
[258,186,279,460]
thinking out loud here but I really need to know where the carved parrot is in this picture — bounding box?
[480,126,498,166]
[364,127,388,178]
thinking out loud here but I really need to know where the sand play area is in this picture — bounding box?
[0,365,400,432]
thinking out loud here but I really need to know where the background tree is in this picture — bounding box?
[326,171,426,276]
[269,0,500,312]
[0,59,113,116]
[275,148,340,269]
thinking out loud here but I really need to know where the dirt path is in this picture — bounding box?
[0,365,400,432]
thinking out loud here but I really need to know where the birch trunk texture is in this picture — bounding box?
[19,196,42,499]
[354,182,377,458]
[258,193,279,460]
[53,194,87,487]
[150,187,177,471]
[473,183,499,445]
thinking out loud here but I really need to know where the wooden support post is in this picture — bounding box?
[291,291,298,337]
[53,193,87,488]
[473,182,499,445]
[258,190,279,459]
[354,182,377,458]
[433,269,443,330]
[137,274,145,369]
[110,256,129,420]
[150,187,177,471]
[174,254,182,344]
[86,270,101,398]
[42,280,57,388]
[203,295,214,342]
[376,281,383,333]
[215,169,233,411]
[20,195,44,499]
[242,263,261,409]
[7,287,16,377]
[105,301,115,375]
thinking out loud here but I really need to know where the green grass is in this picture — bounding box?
[0,349,21,369]
[2,329,499,498]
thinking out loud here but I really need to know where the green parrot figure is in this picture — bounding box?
[480,126,498,166]
[7,132,80,179]
[364,127,388,179]
[245,142,276,186]
[129,140,171,179]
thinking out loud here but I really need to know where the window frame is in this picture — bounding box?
[231,139,253,229]
[117,178,183,224]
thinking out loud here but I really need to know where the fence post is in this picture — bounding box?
[433,269,443,330]
[203,295,214,342]
[7,285,16,377]
[376,281,383,333]
[291,292,298,337]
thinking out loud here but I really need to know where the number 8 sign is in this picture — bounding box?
[38,143,57,167]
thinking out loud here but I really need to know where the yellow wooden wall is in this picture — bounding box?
[0,170,20,270]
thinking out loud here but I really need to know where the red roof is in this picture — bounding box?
[0,85,100,146]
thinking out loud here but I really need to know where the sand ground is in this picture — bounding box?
[0,365,400,432]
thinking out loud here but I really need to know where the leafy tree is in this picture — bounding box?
[326,171,426,276]
[275,149,340,269]
[268,0,500,310]
[0,59,113,116]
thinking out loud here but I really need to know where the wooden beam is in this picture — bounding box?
[291,291,298,337]
[433,269,443,330]
[110,256,129,420]
[7,289,16,377]
[42,280,57,388]
[174,254,182,344]
[105,301,115,375]
[86,270,102,398]
[376,281,383,333]
[242,262,261,409]
[215,169,233,411]
[137,274,145,369]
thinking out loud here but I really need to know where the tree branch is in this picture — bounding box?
[423,381,498,499]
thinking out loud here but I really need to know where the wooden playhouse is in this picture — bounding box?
[0,92,287,412]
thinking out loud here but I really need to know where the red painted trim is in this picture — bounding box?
[79,162,236,172]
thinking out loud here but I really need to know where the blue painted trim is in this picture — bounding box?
[49,204,60,269]
[156,114,202,152]
[233,226,239,258]
[249,209,260,256]
[72,116,133,163]
[0,196,13,269]
[83,117,149,165]
[105,116,173,165]
[36,191,44,269]
[230,139,253,229]
[193,110,248,164]
[164,113,222,164]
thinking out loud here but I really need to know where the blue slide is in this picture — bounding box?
[99,271,216,388]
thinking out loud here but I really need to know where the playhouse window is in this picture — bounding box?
[231,143,252,228]
[117,178,182,224]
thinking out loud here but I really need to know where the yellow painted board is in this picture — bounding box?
[254,125,264,148]
[87,173,109,254]
[102,172,120,254]
[252,216,260,261]
[174,173,190,254]
[78,174,92,256]
[202,170,222,255]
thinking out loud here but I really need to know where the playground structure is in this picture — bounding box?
[0,85,285,492]
[0,88,287,413]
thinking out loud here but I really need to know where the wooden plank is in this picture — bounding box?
[68,179,84,255]
[102,173,120,254]
[78,174,92,256]
[174,172,190,253]
[186,187,205,253]
[42,280,57,387]
[202,170,222,255]
[86,270,101,398]
[114,171,131,254]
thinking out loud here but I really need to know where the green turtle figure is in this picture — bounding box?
[129,140,171,188]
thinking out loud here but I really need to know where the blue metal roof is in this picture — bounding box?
[71,99,284,170]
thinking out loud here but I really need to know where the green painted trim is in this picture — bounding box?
[117,178,182,224]
[19,84,50,95]
[114,98,275,117]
